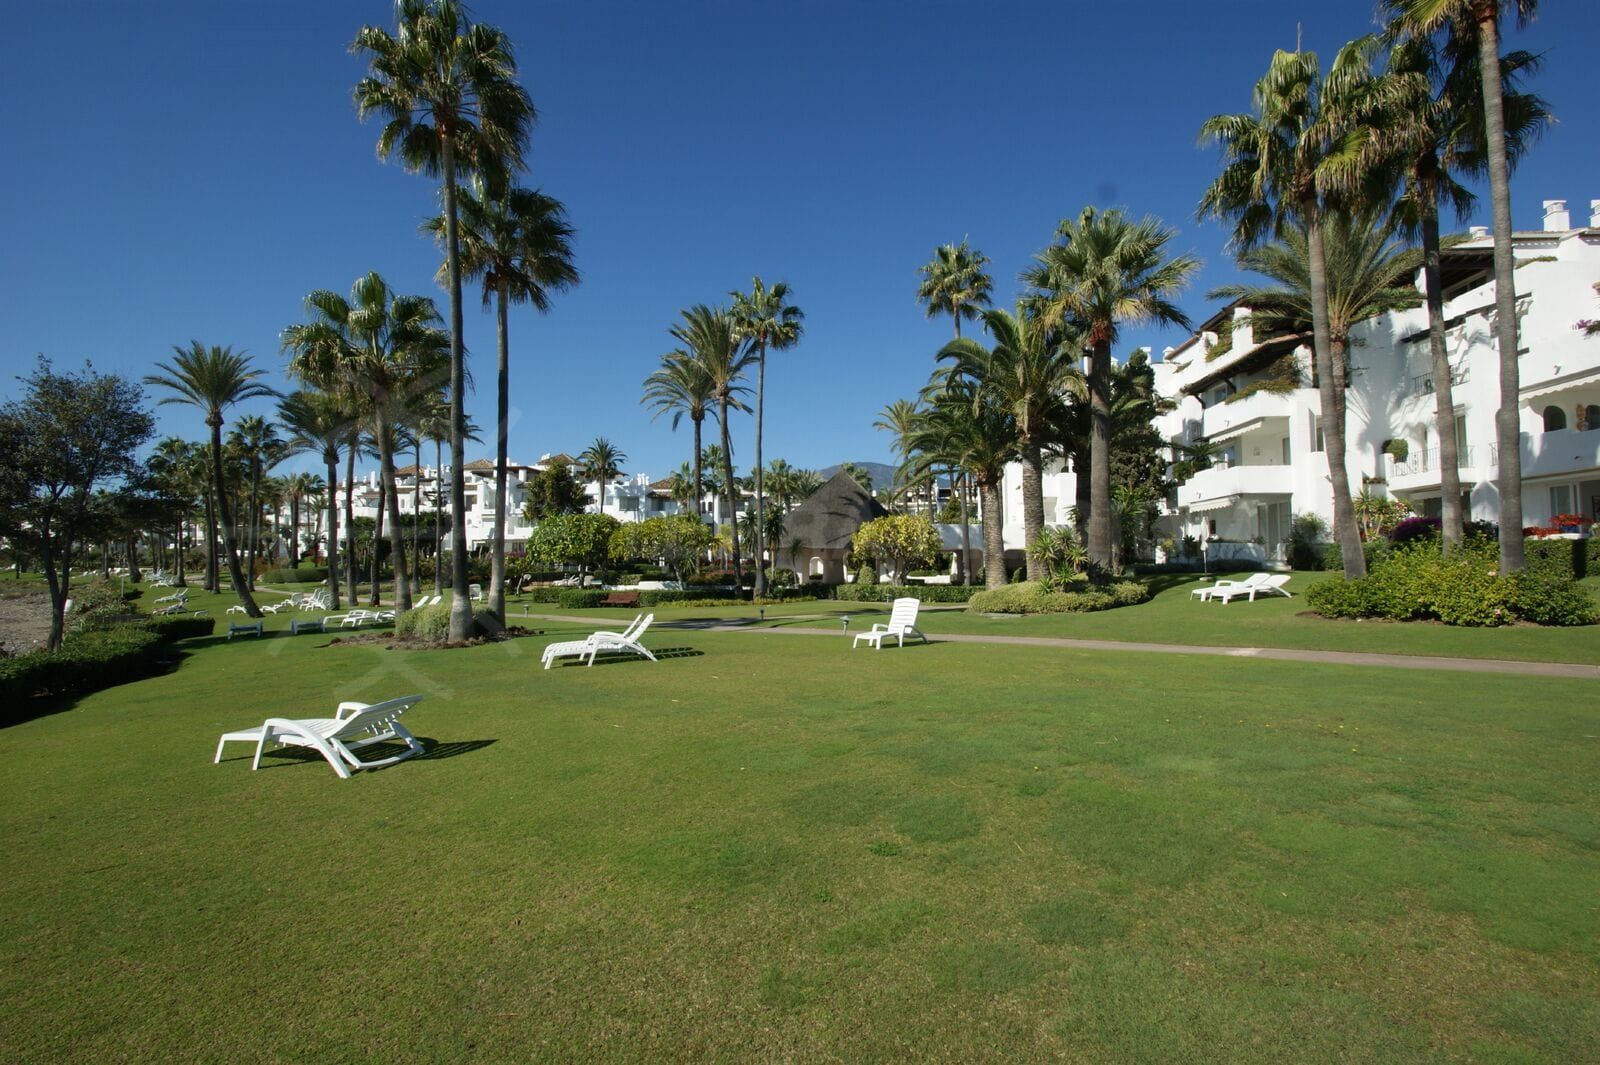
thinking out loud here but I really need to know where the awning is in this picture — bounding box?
[1186,495,1240,514]
[1207,417,1265,445]
[1523,366,1600,401]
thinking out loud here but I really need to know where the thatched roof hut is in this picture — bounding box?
[782,470,887,552]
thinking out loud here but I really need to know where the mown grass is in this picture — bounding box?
[2,615,1597,1062]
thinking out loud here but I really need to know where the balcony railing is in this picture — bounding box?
[1408,363,1469,396]
[1389,444,1496,478]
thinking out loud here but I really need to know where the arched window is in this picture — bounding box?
[809,556,824,577]
[1542,405,1567,432]
[1582,405,1600,432]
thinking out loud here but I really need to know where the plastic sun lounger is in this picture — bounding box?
[1190,573,1270,602]
[214,695,426,779]
[852,597,928,650]
[1212,573,1293,603]
[541,614,656,669]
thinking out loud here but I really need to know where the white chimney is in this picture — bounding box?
[1231,304,1254,352]
[1469,225,1489,239]
[1590,199,1600,228]
[1542,199,1570,232]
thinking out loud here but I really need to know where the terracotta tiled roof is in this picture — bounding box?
[463,458,495,471]
[648,477,675,491]
[544,453,575,466]
[395,464,421,476]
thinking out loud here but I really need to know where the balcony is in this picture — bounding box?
[1176,463,1294,510]
[1198,390,1293,442]
[1522,427,1600,479]
[1387,444,1495,489]
[1407,363,1469,397]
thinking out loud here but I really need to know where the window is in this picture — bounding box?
[1582,405,1600,431]
[1550,485,1574,519]
[1308,414,1324,453]
[1281,436,1292,464]
[1453,411,1467,449]
[1542,405,1567,432]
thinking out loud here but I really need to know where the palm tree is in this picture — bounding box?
[1025,208,1198,574]
[414,398,480,594]
[1376,26,1548,549]
[578,438,627,516]
[425,176,579,620]
[1385,0,1539,572]
[911,377,1016,588]
[938,305,1083,581]
[671,306,752,587]
[729,278,804,596]
[642,352,714,520]
[283,471,323,570]
[226,414,283,590]
[918,240,993,340]
[354,0,534,637]
[1198,42,1378,578]
[147,437,204,588]
[283,273,448,611]
[144,343,277,616]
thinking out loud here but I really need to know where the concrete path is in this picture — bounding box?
[513,611,1599,681]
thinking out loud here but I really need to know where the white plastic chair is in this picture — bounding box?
[214,695,426,779]
[852,598,927,650]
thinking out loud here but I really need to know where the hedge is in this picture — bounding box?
[0,628,169,724]
[1524,537,1595,582]
[144,615,217,642]
[968,580,1151,615]
[834,584,978,603]
[262,566,329,584]
[394,601,497,641]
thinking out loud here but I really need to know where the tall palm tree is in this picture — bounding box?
[144,343,277,616]
[1377,24,1547,550]
[283,273,447,611]
[671,307,752,586]
[938,305,1083,581]
[354,0,534,637]
[578,438,627,516]
[283,471,323,570]
[642,352,714,520]
[1025,208,1198,574]
[148,437,204,588]
[917,240,993,340]
[413,398,480,594]
[911,377,1016,588]
[1385,0,1538,572]
[763,458,800,515]
[425,175,578,620]
[730,278,804,596]
[226,414,283,590]
[1198,42,1378,578]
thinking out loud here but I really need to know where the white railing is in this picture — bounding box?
[1408,363,1469,396]
[1389,444,1496,479]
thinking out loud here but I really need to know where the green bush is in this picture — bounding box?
[1524,537,1591,582]
[968,580,1150,615]
[0,627,168,722]
[555,589,608,609]
[393,600,497,640]
[834,584,977,603]
[143,615,216,642]
[262,566,328,584]
[1510,572,1600,626]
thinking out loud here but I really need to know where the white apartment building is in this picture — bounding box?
[985,195,1599,568]
[1157,196,1600,564]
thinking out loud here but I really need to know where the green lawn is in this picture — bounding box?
[511,571,1600,666]
[2,616,1597,1061]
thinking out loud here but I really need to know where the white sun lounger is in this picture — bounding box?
[541,613,657,669]
[214,694,426,779]
[1211,573,1292,603]
[1191,572,1270,602]
[852,597,928,650]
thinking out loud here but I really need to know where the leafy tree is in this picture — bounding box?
[609,514,712,582]
[578,438,628,516]
[522,457,589,522]
[144,343,277,616]
[529,512,619,579]
[852,514,942,584]
[354,0,534,638]
[0,359,154,650]
[730,278,804,596]
[426,175,578,619]
[917,240,993,340]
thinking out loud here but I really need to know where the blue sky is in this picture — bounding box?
[5,1,1595,478]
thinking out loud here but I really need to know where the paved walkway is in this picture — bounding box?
[514,611,1600,680]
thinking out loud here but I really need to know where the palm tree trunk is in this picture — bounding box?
[1307,219,1366,579]
[956,467,972,585]
[325,450,340,609]
[1086,341,1114,570]
[1477,11,1524,573]
[203,488,217,592]
[1020,442,1046,581]
[246,465,259,590]
[489,281,510,620]
[719,402,741,593]
[442,139,473,640]
[411,437,423,597]
[434,439,444,595]
[754,340,767,597]
[344,442,358,604]
[1420,199,1465,549]
[1074,449,1091,545]
[288,493,300,568]
[212,420,261,617]
[980,479,1006,588]
[369,473,384,607]
[377,412,411,612]
[692,416,704,520]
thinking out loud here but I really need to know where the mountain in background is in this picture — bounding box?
[818,461,899,492]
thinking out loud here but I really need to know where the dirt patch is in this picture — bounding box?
[0,593,52,655]
[324,627,543,650]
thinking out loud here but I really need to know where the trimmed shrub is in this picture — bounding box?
[0,627,168,722]
[262,566,328,584]
[1525,537,1590,582]
[835,584,977,604]
[968,580,1150,615]
[393,601,496,640]
[555,589,608,609]
[1510,572,1600,626]
[144,615,216,642]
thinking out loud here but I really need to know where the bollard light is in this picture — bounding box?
[840,614,851,632]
